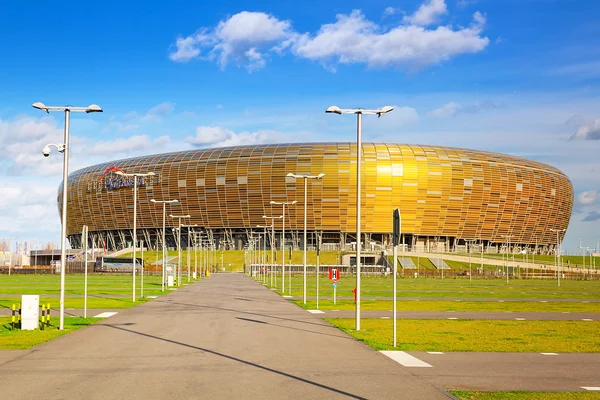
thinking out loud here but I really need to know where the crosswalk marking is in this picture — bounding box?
[94,312,118,318]
[380,351,433,367]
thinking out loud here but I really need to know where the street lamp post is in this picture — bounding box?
[263,216,282,288]
[34,101,102,330]
[550,228,566,287]
[270,201,297,294]
[501,235,514,284]
[326,104,394,331]
[180,224,198,282]
[150,199,178,291]
[115,170,155,302]
[170,214,191,286]
[287,173,325,305]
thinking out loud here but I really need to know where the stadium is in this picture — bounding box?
[61,143,573,254]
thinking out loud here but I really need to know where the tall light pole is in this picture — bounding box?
[501,235,514,284]
[34,101,102,330]
[326,105,393,331]
[263,215,282,288]
[550,228,566,287]
[115,170,155,302]
[170,214,191,285]
[287,172,325,305]
[180,224,198,282]
[257,225,272,284]
[150,199,178,291]
[270,201,297,294]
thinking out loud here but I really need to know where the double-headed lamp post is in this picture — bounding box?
[150,199,178,291]
[326,105,393,331]
[115,170,155,302]
[170,214,191,285]
[34,101,103,331]
[263,215,283,288]
[270,200,297,293]
[287,172,325,304]
[550,228,566,287]
[180,224,198,282]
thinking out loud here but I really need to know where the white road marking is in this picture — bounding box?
[428,351,444,355]
[540,301,547,303]
[380,351,433,367]
[94,312,118,318]
[541,353,558,356]
[147,296,158,299]
[283,295,293,298]
[562,312,570,314]
[515,318,526,320]
[270,288,278,291]
[380,317,390,319]
[582,319,594,321]
[448,317,458,320]
[307,310,325,314]
[582,387,600,391]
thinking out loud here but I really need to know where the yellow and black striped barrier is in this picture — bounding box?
[40,303,51,330]
[11,303,21,330]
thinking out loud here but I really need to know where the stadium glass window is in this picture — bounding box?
[464,178,473,187]
[178,180,186,188]
[196,179,205,187]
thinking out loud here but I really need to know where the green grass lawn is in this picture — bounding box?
[0,274,181,309]
[259,275,600,299]
[293,299,600,313]
[451,391,600,399]
[0,316,100,349]
[326,318,600,352]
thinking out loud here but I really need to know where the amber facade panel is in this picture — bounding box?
[61,143,573,248]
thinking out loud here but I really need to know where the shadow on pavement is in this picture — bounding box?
[103,323,367,400]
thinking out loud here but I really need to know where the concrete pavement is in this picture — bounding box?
[0,273,450,400]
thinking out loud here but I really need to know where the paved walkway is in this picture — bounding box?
[0,274,448,400]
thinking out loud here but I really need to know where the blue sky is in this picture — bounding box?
[0,0,599,253]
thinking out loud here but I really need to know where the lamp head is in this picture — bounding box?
[32,102,49,113]
[86,104,103,113]
[326,106,342,114]
[317,173,325,179]
[286,173,295,177]
[114,171,125,176]
[291,200,297,205]
[270,201,276,204]
[377,106,394,118]
[150,199,157,203]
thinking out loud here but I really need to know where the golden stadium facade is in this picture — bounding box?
[62,143,573,252]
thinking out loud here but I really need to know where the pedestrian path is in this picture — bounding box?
[0,273,448,399]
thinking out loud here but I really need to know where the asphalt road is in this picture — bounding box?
[0,274,450,400]
[405,351,600,392]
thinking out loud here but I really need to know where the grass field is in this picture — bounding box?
[261,274,600,299]
[0,316,100,349]
[294,299,600,313]
[326,318,600,352]
[451,391,600,400]
[0,274,180,309]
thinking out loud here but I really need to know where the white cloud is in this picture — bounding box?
[169,6,489,71]
[169,11,293,70]
[402,0,448,26]
[88,135,171,155]
[294,10,488,70]
[577,190,599,205]
[428,100,500,118]
[428,102,462,118]
[186,126,281,147]
[146,102,175,118]
[384,7,400,16]
[570,119,600,140]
